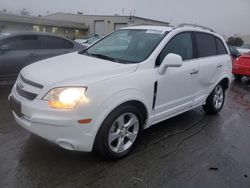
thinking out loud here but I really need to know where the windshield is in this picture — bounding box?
[83,29,167,63]
[0,33,10,38]
[85,36,101,44]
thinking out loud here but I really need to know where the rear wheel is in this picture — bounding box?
[94,105,143,160]
[203,84,225,114]
[234,74,243,81]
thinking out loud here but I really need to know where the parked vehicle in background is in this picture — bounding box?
[75,35,102,47]
[75,38,88,44]
[237,44,250,54]
[9,24,232,159]
[0,32,84,81]
[232,53,250,81]
[228,45,241,59]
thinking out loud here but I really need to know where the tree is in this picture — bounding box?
[227,37,244,47]
[20,8,31,16]
[1,9,7,13]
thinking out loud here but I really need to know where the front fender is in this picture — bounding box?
[85,88,152,150]
[96,88,151,128]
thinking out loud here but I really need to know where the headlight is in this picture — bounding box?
[43,87,89,109]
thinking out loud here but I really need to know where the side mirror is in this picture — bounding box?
[0,44,10,51]
[158,53,183,74]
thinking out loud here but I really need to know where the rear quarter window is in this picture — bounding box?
[194,32,216,58]
[215,37,227,55]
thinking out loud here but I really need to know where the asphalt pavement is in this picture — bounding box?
[0,79,250,188]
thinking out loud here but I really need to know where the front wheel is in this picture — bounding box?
[203,84,225,114]
[94,105,143,160]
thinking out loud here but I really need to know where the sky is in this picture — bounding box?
[1,0,250,36]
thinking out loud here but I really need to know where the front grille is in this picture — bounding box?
[16,84,38,101]
[20,74,43,89]
[15,74,44,101]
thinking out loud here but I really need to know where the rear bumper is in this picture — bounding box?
[232,64,250,77]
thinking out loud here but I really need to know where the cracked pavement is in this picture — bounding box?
[0,79,250,188]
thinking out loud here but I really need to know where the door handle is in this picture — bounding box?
[190,70,199,75]
[217,65,222,68]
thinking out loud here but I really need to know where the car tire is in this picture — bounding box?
[94,105,143,160]
[203,84,225,114]
[234,74,243,81]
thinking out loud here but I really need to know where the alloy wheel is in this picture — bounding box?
[213,85,224,109]
[108,113,139,153]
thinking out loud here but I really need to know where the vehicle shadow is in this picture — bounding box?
[14,106,222,187]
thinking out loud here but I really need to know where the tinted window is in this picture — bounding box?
[39,36,73,49]
[194,32,216,58]
[215,37,227,55]
[157,32,193,65]
[0,35,40,50]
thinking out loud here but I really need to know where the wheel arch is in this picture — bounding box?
[110,100,148,127]
[89,89,151,150]
[209,75,231,94]
[219,77,230,90]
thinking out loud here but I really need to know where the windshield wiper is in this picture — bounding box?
[80,51,129,64]
[89,53,119,62]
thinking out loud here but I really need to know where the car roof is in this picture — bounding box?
[0,31,80,46]
[0,31,72,40]
[119,24,220,37]
[120,25,174,33]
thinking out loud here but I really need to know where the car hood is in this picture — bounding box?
[21,52,138,87]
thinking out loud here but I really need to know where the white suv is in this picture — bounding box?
[9,24,232,159]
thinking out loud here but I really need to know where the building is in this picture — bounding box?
[45,12,169,36]
[0,13,88,38]
[0,12,169,39]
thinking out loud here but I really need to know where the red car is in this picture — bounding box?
[232,53,250,80]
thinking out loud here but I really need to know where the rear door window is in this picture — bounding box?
[39,36,73,49]
[194,32,216,58]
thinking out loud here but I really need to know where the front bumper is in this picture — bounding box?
[12,111,94,151]
[9,86,98,152]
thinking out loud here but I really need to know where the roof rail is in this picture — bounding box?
[177,23,215,32]
[128,23,170,27]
